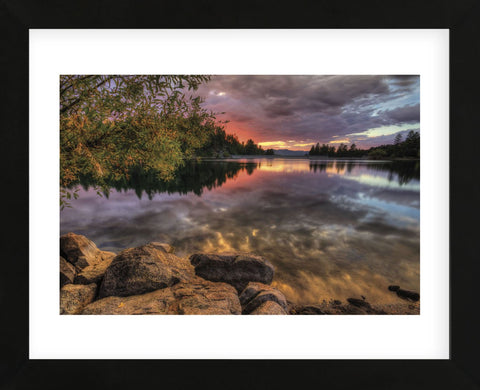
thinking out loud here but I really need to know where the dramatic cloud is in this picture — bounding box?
[383,103,420,123]
[195,75,420,150]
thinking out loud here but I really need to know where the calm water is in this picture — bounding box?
[61,158,420,305]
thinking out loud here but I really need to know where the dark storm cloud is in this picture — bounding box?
[196,75,420,148]
[382,103,420,123]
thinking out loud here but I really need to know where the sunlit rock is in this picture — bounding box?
[83,277,241,315]
[189,253,275,292]
[98,243,195,298]
[250,300,287,315]
[74,252,115,285]
[149,242,175,254]
[239,282,288,314]
[60,232,116,270]
[60,283,97,314]
[60,256,76,287]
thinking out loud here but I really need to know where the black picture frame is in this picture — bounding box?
[2,0,479,388]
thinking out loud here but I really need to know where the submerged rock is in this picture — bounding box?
[83,277,241,315]
[396,288,420,302]
[292,305,326,315]
[60,283,97,314]
[387,285,420,301]
[189,253,275,292]
[99,243,195,298]
[60,256,76,287]
[347,297,372,309]
[60,232,115,270]
[239,282,288,314]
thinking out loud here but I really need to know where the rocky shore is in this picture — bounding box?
[60,233,420,315]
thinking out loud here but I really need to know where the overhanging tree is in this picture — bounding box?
[60,75,214,208]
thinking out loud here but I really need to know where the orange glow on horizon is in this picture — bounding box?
[222,121,312,151]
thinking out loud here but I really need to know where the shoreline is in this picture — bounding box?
[60,233,420,315]
[195,155,420,161]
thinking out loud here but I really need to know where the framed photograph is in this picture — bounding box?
[3,1,478,388]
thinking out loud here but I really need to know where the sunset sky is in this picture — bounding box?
[195,75,420,151]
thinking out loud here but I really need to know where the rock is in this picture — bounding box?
[294,305,326,315]
[82,288,174,314]
[396,288,420,302]
[170,278,241,315]
[98,243,195,298]
[74,252,115,284]
[189,253,275,292]
[388,285,420,301]
[345,299,387,314]
[250,301,287,315]
[60,256,76,287]
[82,277,241,315]
[347,297,372,309]
[60,232,115,270]
[238,282,265,306]
[60,283,97,314]
[149,242,175,254]
[239,282,288,314]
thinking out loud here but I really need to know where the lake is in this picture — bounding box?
[60,158,420,305]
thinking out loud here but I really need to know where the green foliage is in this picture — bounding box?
[368,149,388,160]
[308,143,343,157]
[60,75,215,207]
[368,131,420,159]
[195,127,265,157]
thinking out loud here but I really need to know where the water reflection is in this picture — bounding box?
[69,160,261,199]
[68,159,419,199]
[61,158,420,305]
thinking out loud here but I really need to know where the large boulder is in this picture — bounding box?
[239,282,288,314]
[168,278,242,315]
[60,256,76,287]
[74,253,115,285]
[82,277,241,315]
[60,283,97,314]
[149,242,175,254]
[98,243,195,298]
[189,253,275,292]
[250,301,287,315]
[60,232,116,270]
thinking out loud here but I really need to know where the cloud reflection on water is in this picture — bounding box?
[61,159,420,305]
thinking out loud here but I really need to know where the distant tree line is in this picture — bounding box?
[309,142,363,157]
[368,131,420,159]
[308,130,420,159]
[195,126,268,157]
